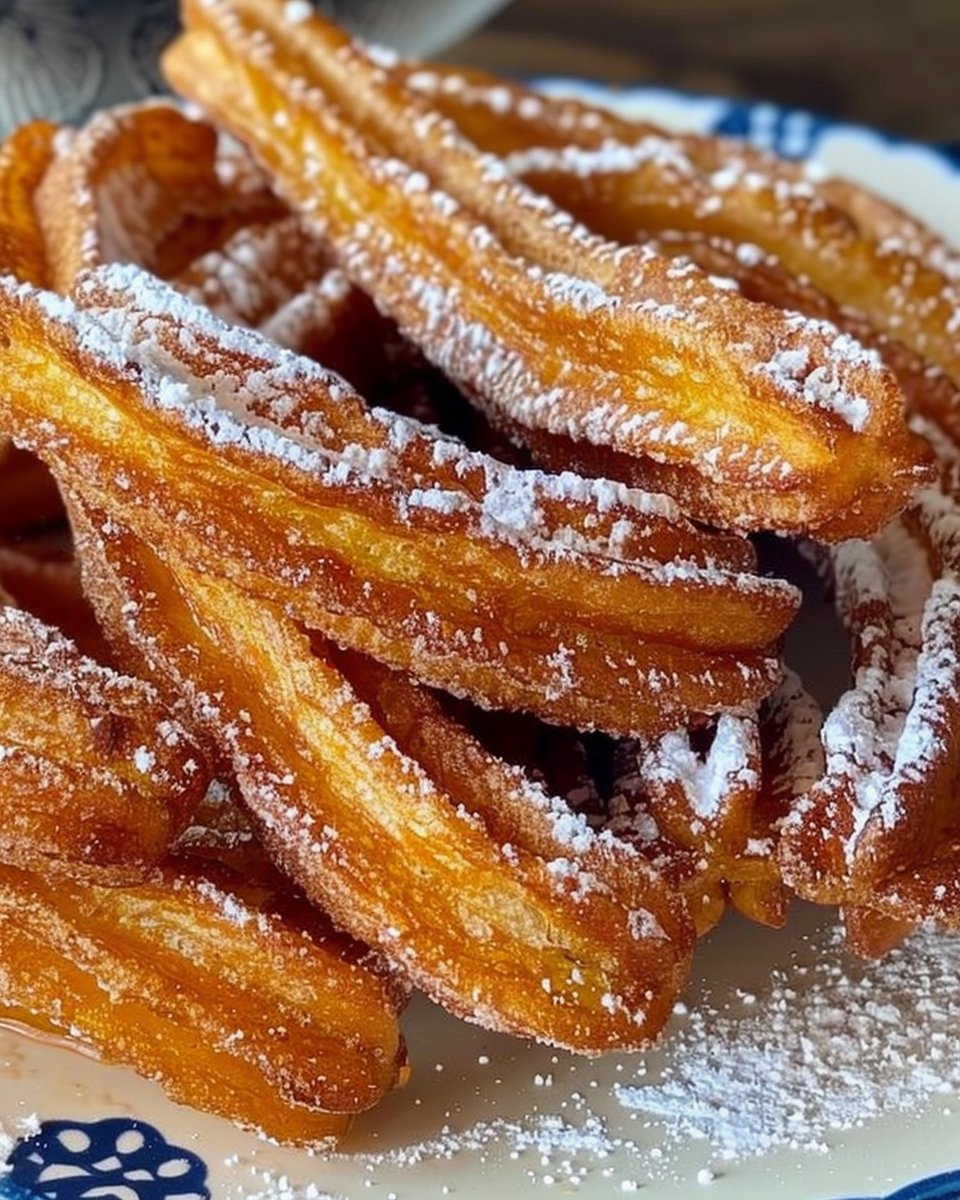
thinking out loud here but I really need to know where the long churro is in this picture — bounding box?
[163,0,932,539]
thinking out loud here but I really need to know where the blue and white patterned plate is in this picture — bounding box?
[2,84,960,1200]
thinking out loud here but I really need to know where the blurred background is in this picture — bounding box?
[450,0,959,144]
[0,0,957,143]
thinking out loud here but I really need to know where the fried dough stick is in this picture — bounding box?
[0,593,208,883]
[35,100,285,294]
[779,490,960,956]
[72,505,695,1054]
[595,670,822,936]
[0,128,214,882]
[623,228,960,954]
[163,0,929,540]
[0,386,401,1146]
[391,66,960,485]
[0,119,64,530]
[530,230,956,515]
[642,232,960,447]
[0,119,55,288]
[30,98,357,343]
[403,65,960,394]
[0,857,407,1146]
[604,718,759,936]
[0,268,798,736]
[27,98,403,406]
[27,111,780,941]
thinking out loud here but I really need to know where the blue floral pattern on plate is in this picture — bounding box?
[844,1170,960,1200]
[708,95,960,168]
[0,0,510,135]
[0,1118,209,1200]
[711,99,834,159]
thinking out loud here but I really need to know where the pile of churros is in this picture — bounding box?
[0,0,958,1146]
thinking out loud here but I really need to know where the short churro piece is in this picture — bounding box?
[0,601,207,883]
[779,490,960,953]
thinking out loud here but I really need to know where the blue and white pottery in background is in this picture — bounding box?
[0,0,509,135]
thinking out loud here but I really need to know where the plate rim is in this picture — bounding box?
[533,76,960,172]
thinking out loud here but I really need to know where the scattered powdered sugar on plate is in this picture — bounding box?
[339,913,960,1191]
[0,1112,40,1176]
[233,1173,339,1200]
[179,910,960,1197]
[0,874,957,1194]
[326,1113,632,1193]
[617,918,960,1164]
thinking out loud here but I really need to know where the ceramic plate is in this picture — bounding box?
[3,87,960,1200]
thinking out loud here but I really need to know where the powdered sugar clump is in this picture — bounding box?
[282,1,312,25]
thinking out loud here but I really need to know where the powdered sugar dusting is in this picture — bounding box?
[785,486,960,883]
[640,712,759,822]
[190,4,905,517]
[69,262,705,563]
[282,0,312,23]
[618,919,960,1164]
[754,329,876,432]
[114,911,960,1196]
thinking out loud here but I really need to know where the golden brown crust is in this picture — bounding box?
[0,118,56,288]
[5,0,957,1119]
[0,601,208,884]
[591,669,821,938]
[0,270,797,736]
[405,66,960,446]
[34,101,284,293]
[411,64,960,367]
[645,231,960,448]
[0,114,209,886]
[778,486,960,953]
[0,119,64,530]
[163,0,931,540]
[0,857,406,1144]
[71,505,695,1053]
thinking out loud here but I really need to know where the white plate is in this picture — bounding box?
[3,88,960,1200]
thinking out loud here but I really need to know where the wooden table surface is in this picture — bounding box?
[449,0,960,144]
